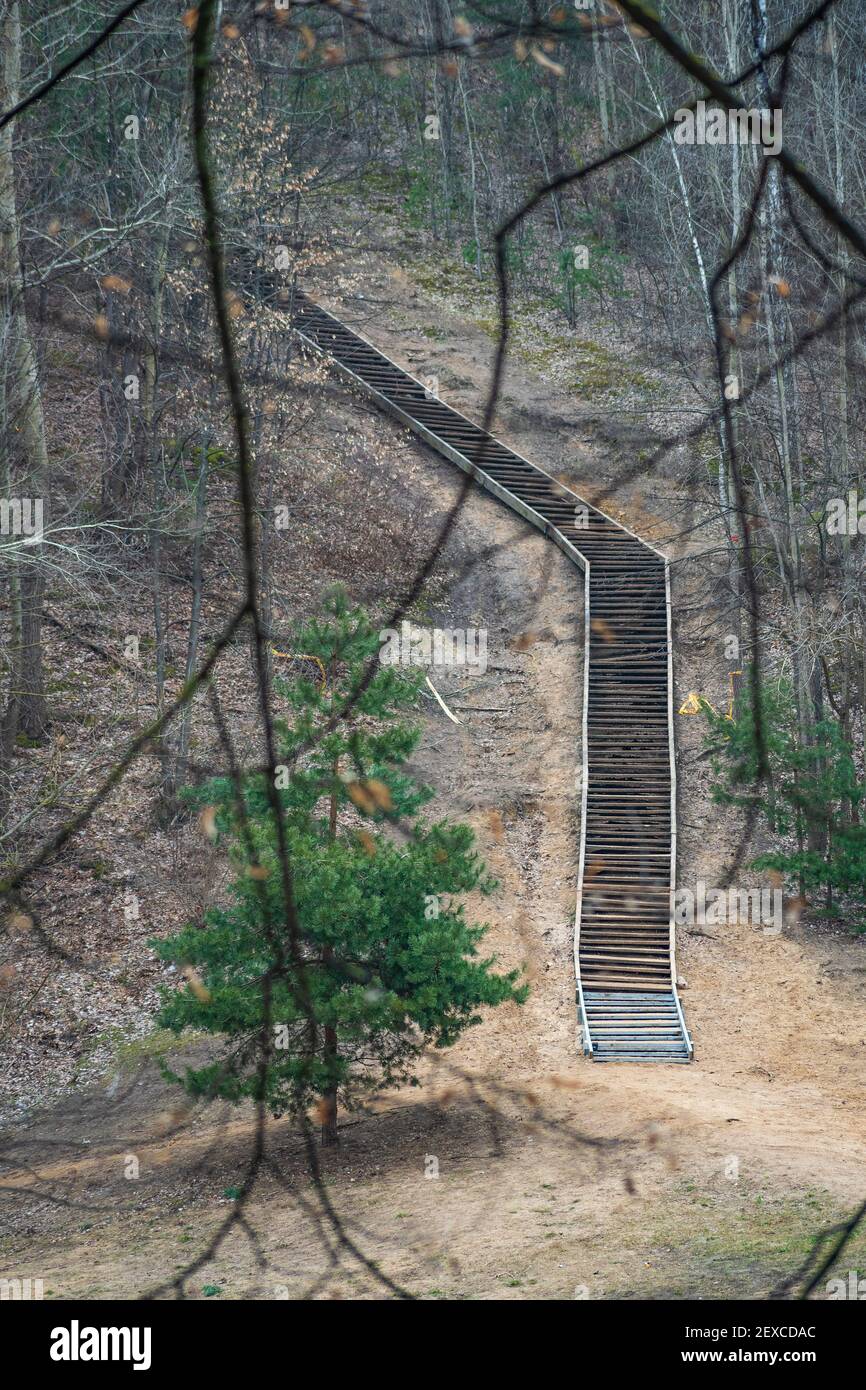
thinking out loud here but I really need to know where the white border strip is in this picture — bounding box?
[575,562,593,1055]
[665,562,693,1057]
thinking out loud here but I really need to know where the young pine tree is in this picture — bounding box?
[154,589,526,1143]
[706,673,866,919]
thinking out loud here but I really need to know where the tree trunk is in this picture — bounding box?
[320,1001,339,1147]
[0,0,48,743]
[174,435,209,794]
[750,0,824,853]
[320,696,340,1146]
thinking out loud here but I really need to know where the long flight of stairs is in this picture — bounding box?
[291,290,693,1064]
[576,533,690,1061]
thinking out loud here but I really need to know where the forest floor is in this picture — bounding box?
[2,254,865,1300]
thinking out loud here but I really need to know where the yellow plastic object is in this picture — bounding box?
[725,670,743,720]
[271,647,327,694]
[678,691,711,715]
[678,670,742,720]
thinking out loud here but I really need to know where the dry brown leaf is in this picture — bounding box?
[6,910,33,934]
[101,273,131,295]
[365,778,393,813]
[181,964,211,1003]
[346,780,376,815]
[225,290,245,319]
[357,829,377,857]
[591,617,615,643]
[530,45,564,76]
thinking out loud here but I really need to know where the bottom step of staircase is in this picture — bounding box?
[581,989,693,1063]
[592,1052,692,1064]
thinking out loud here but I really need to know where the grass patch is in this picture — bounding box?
[610,1184,866,1299]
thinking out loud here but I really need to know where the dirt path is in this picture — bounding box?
[1,273,864,1300]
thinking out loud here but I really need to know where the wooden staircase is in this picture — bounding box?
[291,291,693,1064]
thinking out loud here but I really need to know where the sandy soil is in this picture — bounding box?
[1,269,864,1301]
